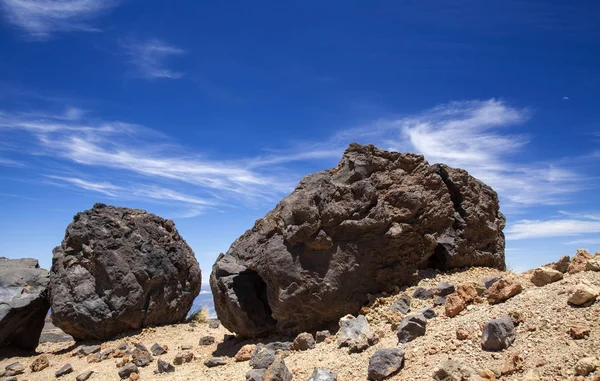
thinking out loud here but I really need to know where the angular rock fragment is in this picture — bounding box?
[249,344,276,369]
[30,355,50,372]
[316,330,331,343]
[389,294,411,314]
[445,294,465,317]
[155,358,175,374]
[487,279,522,304]
[56,363,73,377]
[568,249,592,274]
[530,267,563,286]
[568,284,598,306]
[118,363,138,379]
[397,314,426,343]
[368,348,405,380]
[199,335,215,345]
[204,357,227,367]
[76,371,94,381]
[482,316,515,351]
[308,368,338,381]
[436,282,455,296]
[0,258,50,351]
[337,314,378,353]
[264,355,292,381]
[150,343,167,356]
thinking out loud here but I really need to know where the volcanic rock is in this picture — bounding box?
[118,363,138,379]
[56,363,73,377]
[308,368,338,381]
[235,344,256,362]
[397,314,427,343]
[337,314,378,353]
[0,257,50,350]
[436,282,455,296]
[291,332,315,350]
[389,294,411,314]
[156,358,175,374]
[368,348,405,380]
[264,355,292,381]
[204,357,227,367]
[316,330,331,343]
[49,203,202,340]
[30,355,50,372]
[481,316,515,351]
[76,370,94,381]
[249,344,276,369]
[210,144,506,337]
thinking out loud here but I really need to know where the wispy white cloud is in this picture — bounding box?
[0,0,119,38]
[564,239,600,246]
[0,108,296,212]
[46,175,216,206]
[120,38,186,80]
[0,157,25,167]
[257,99,587,211]
[505,216,600,240]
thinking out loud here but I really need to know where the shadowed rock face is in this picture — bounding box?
[50,204,201,340]
[0,258,50,350]
[210,143,505,337]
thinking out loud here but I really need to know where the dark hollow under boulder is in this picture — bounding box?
[0,257,50,351]
[49,203,202,340]
[210,143,506,337]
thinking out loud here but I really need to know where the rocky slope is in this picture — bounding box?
[2,249,599,381]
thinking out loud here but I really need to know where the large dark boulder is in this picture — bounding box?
[0,257,50,350]
[211,143,505,337]
[49,203,201,340]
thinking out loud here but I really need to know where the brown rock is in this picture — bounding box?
[235,344,256,362]
[479,369,497,380]
[568,284,598,306]
[586,258,600,271]
[575,357,598,376]
[445,294,466,317]
[116,356,130,368]
[569,325,591,339]
[530,267,563,286]
[30,355,50,372]
[551,255,570,273]
[508,310,525,326]
[488,278,522,304]
[173,351,194,365]
[291,332,315,351]
[568,249,593,274]
[501,352,524,375]
[210,144,506,337]
[456,328,471,340]
[457,282,479,303]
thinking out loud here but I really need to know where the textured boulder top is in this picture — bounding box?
[50,203,201,340]
[211,143,505,337]
[0,257,50,350]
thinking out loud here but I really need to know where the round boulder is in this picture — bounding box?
[50,203,201,340]
[211,143,506,337]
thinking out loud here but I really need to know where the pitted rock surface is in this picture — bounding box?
[211,144,506,337]
[50,203,201,340]
[0,257,50,350]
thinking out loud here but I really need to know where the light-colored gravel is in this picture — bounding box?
[2,266,600,380]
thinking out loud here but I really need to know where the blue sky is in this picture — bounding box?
[0,0,599,274]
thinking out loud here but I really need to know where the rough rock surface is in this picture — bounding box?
[337,315,378,353]
[530,267,563,286]
[308,368,338,381]
[49,203,202,340]
[397,314,427,344]
[481,316,515,351]
[368,348,405,380]
[211,144,505,336]
[0,257,50,351]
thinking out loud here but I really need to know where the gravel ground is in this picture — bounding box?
[2,265,600,380]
